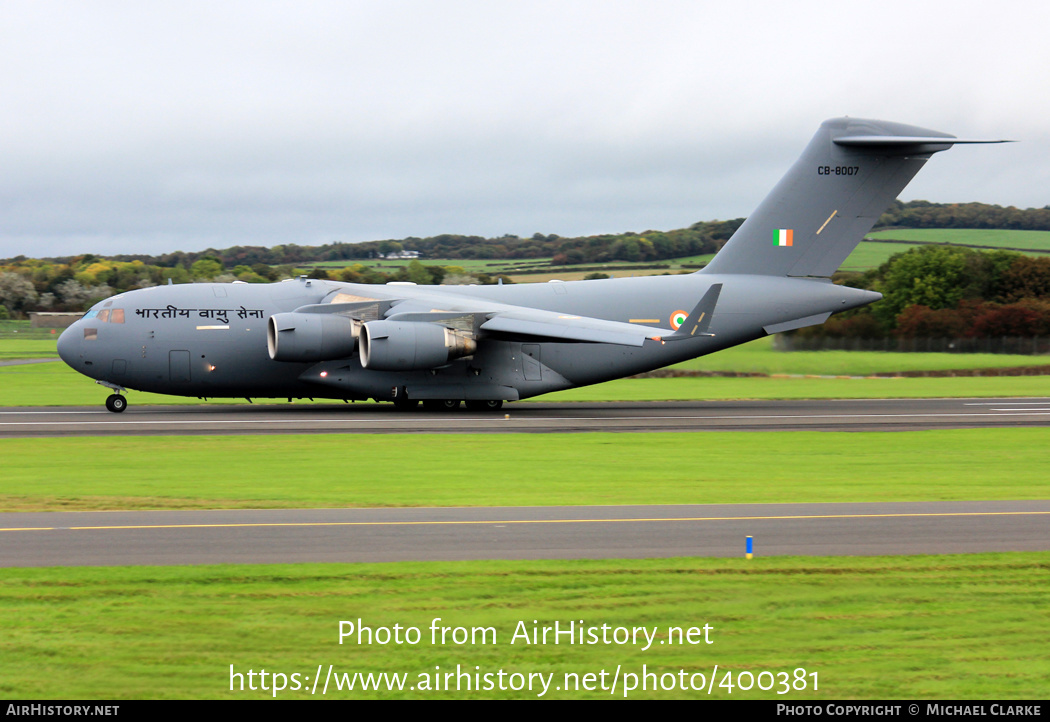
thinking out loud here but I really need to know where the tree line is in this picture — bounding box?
[3,201,1050,334]
[805,248,1050,340]
[877,200,1050,231]
[2,219,744,271]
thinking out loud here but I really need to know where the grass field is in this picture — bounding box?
[309,257,556,274]
[867,228,1050,251]
[839,231,1050,271]
[303,254,716,283]
[2,429,1046,511]
[838,241,919,271]
[0,322,62,341]
[668,337,1045,375]
[544,375,1050,400]
[1,554,1047,699]
[1,361,1048,407]
[4,317,1048,700]
[0,339,58,360]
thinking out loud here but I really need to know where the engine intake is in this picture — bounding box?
[267,313,360,362]
[359,320,476,371]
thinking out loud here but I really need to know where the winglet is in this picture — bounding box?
[667,284,722,341]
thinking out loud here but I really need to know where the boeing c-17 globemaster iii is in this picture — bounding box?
[57,118,1007,412]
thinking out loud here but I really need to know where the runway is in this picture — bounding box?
[4,399,1047,568]
[2,501,1048,567]
[1,397,1050,436]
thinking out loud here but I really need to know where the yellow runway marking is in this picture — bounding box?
[3,510,1049,533]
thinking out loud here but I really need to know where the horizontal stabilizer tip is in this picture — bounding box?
[834,136,1013,147]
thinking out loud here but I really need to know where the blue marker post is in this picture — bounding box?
[746,536,753,560]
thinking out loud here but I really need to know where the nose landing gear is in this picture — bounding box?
[96,380,129,413]
[105,394,128,413]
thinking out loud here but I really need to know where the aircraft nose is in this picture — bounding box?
[56,325,80,365]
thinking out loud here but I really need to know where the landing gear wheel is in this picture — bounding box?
[423,399,461,411]
[105,394,127,413]
[392,396,419,411]
[465,400,503,412]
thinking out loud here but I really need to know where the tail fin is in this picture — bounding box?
[701,118,1010,278]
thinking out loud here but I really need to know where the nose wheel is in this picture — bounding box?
[105,394,128,413]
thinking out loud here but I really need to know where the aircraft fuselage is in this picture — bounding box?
[57,272,878,403]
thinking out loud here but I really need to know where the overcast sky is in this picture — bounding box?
[1,0,1047,258]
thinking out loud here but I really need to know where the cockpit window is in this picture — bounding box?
[85,308,124,323]
[84,328,98,340]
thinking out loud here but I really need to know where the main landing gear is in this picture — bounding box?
[422,399,461,411]
[105,394,127,413]
[391,398,504,412]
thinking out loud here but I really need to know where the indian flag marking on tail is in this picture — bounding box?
[670,310,688,330]
[775,228,793,247]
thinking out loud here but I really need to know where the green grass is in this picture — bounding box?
[0,320,62,341]
[669,337,1046,375]
[309,257,555,273]
[0,339,58,360]
[867,228,1050,250]
[305,254,717,282]
[839,241,918,270]
[835,230,1050,271]
[3,429,1047,511]
[542,376,1050,401]
[1,554,1047,699]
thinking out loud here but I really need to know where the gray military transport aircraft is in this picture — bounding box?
[57,117,1006,412]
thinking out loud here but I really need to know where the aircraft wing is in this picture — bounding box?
[296,284,723,347]
[480,284,722,345]
[479,309,665,347]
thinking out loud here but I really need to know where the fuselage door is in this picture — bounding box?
[522,344,542,381]
[169,350,191,383]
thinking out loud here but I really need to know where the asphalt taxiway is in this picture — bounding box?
[2,501,1049,567]
[1,397,1049,437]
[3,399,1047,567]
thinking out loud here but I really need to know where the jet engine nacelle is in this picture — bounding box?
[359,320,477,371]
[267,312,360,362]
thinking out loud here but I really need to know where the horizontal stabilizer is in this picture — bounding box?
[763,312,832,335]
[834,136,1013,147]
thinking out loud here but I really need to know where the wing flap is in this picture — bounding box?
[292,300,398,322]
[480,312,664,347]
